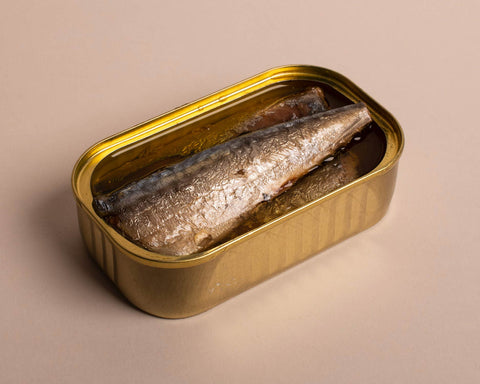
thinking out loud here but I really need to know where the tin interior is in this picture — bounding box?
[72,65,404,268]
[90,80,386,198]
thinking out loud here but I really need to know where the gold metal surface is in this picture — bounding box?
[72,65,404,318]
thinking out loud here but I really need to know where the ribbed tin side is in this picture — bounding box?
[77,205,117,284]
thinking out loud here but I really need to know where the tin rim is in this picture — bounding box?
[72,65,404,268]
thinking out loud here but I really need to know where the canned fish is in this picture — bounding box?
[72,65,404,318]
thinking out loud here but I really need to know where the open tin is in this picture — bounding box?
[72,65,404,318]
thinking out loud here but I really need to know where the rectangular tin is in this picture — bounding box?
[72,65,404,318]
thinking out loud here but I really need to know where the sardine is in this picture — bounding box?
[231,87,328,135]
[94,103,371,256]
[226,150,360,238]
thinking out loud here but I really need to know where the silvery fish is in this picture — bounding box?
[94,103,371,256]
[231,87,328,135]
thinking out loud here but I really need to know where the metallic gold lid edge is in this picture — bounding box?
[71,65,404,268]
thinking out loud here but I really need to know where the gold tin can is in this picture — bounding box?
[72,65,404,318]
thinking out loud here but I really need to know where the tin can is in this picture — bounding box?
[72,65,404,318]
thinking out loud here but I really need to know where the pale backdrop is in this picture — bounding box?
[1,1,479,383]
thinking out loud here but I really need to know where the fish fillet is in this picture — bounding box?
[94,103,371,256]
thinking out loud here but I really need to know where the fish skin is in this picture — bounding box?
[226,150,360,238]
[95,103,371,256]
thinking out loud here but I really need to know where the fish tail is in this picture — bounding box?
[92,195,116,217]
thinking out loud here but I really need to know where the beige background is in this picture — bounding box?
[1,1,479,383]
